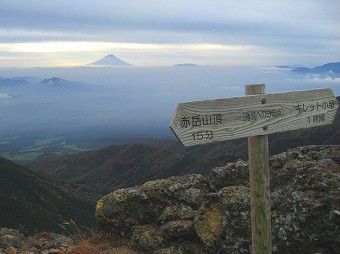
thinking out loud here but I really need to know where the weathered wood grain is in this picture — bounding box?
[170,88,338,146]
[247,84,272,254]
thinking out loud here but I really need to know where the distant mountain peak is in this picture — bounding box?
[87,55,132,67]
[291,62,340,74]
[173,63,199,67]
[39,77,68,86]
[0,77,30,86]
[40,76,59,83]
[39,77,88,87]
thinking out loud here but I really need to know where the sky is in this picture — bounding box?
[0,0,339,67]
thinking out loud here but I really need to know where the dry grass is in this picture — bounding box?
[69,232,138,254]
[59,219,137,254]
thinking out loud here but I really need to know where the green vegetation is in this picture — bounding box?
[33,136,66,146]
[63,144,89,152]
[5,152,42,161]
[2,136,90,162]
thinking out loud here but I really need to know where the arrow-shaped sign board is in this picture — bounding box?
[170,88,339,146]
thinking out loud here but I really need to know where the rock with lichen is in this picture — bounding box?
[194,186,251,253]
[96,174,210,235]
[96,145,340,254]
[0,229,74,254]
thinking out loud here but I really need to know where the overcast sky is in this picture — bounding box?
[0,0,339,67]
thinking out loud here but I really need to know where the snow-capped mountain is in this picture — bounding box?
[86,54,132,67]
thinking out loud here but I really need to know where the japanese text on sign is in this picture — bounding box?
[170,88,338,146]
[192,130,214,140]
[243,108,284,121]
[308,114,326,123]
[180,114,223,128]
[296,100,335,113]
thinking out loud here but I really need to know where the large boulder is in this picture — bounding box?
[96,174,210,235]
[96,145,340,253]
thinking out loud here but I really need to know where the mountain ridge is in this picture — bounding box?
[0,76,90,88]
[26,96,340,194]
[288,62,340,78]
[39,77,89,87]
[292,62,340,73]
[27,143,199,194]
[0,77,30,87]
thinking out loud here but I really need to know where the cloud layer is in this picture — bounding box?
[0,0,339,67]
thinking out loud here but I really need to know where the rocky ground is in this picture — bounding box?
[2,145,340,254]
[0,228,74,254]
[96,145,340,254]
[0,227,137,254]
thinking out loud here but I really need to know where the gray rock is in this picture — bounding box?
[153,246,184,254]
[0,235,22,249]
[32,232,73,250]
[161,220,195,240]
[157,204,197,224]
[0,228,75,254]
[331,210,340,225]
[209,160,249,191]
[130,225,164,252]
[96,145,340,254]
[96,174,210,235]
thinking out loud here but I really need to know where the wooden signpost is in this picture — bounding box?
[170,84,339,254]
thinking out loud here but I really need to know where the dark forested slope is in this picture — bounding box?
[0,157,97,234]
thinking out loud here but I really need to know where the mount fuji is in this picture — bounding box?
[86,54,132,67]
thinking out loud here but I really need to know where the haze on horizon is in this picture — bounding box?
[0,0,339,156]
[0,0,339,68]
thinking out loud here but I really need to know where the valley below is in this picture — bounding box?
[0,95,339,231]
[5,95,338,196]
[0,62,339,253]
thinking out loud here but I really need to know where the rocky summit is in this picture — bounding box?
[96,145,340,254]
[0,228,74,254]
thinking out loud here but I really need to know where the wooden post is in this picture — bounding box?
[246,84,272,254]
[170,85,338,252]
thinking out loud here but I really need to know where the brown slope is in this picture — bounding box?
[27,97,340,194]
[29,143,197,194]
[0,157,97,234]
